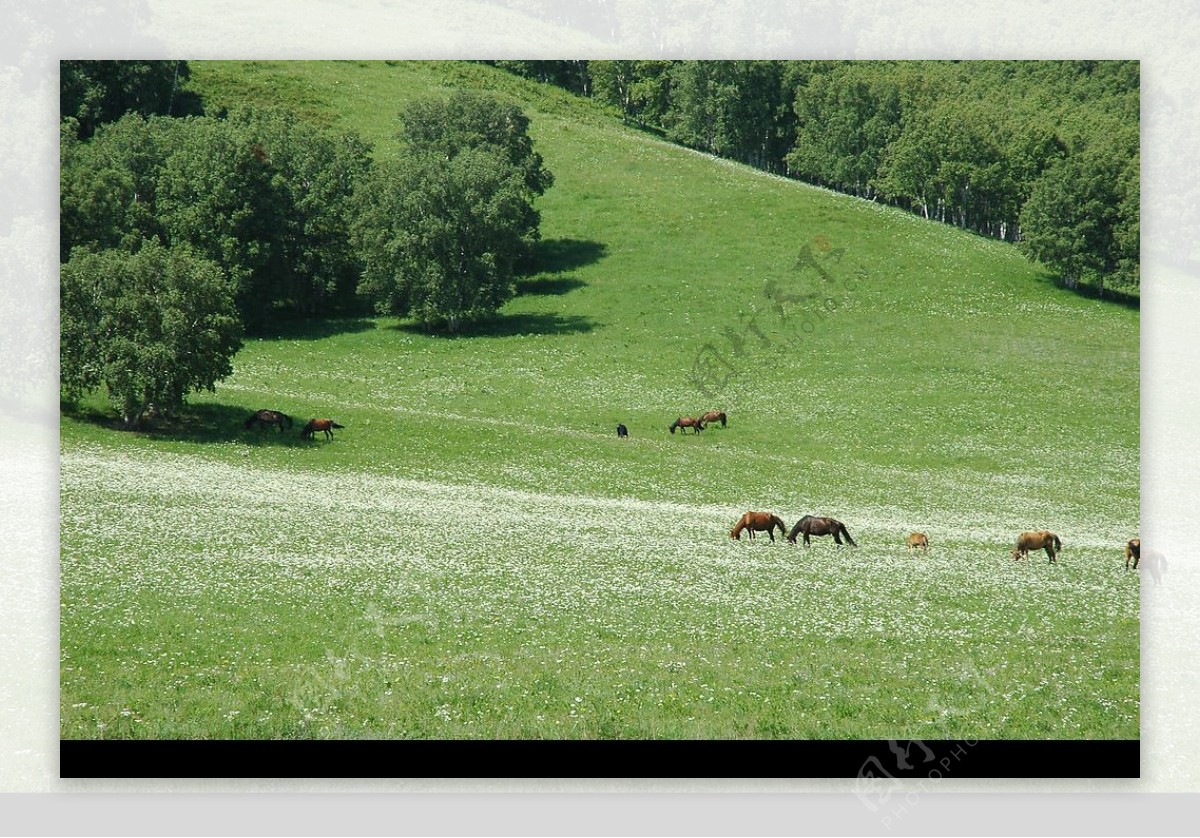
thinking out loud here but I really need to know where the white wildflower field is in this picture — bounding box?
[61,60,1139,741]
[61,430,1137,740]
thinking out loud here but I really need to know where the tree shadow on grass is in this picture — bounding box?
[63,400,314,446]
[526,237,608,276]
[393,311,599,339]
[514,275,587,296]
[1040,275,1140,310]
[251,317,378,342]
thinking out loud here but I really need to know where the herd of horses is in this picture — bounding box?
[244,409,345,441]
[249,404,1149,577]
[729,510,1146,573]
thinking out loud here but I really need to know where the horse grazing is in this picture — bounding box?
[1124,538,1140,571]
[906,532,929,552]
[730,511,786,542]
[1012,530,1062,563]
[244,409,293,433]
[788,515,857,546]
[617,423,629,439]
[301,418,345,441]
[669,417,705,434]
[699,410,727,428]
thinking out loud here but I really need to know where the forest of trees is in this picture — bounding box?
[491,59,1140,298]
[60,60,1138,427]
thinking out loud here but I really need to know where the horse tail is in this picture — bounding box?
[331,422,345,429]
[720,412,727,428]
[841,524,857,546]
[1052,533,1062,552]
[283,414,294,429]
[244,416,256,429]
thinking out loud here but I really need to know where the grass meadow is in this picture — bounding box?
[60,61,1139,740]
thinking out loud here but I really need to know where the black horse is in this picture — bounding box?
[244,409,293,433]
[787,515,858,546]
[617,423,629,438]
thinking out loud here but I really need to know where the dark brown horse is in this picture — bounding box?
[244,409,293,432]
[699,410,727,428]
[1012,530,1062,563]
[301,418,345,441]
[1124,538,1140,571]
[669,416,705,434]
[787,515,857,546]
[730,511,787,542]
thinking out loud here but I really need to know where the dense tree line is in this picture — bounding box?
[495,59,1139,297]
[60,63,552,427]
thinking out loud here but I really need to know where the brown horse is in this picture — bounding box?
[788,515,857,546]
[669,417,705,434]
[244,409,293,432]
[1012,530,1062,563]
[906,532,929,552]
[1124,538,1140,571]
[301,418,345,441]
[730,511,787,541]
[699,410,727,428]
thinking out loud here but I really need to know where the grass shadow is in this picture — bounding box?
[394,311,599,338]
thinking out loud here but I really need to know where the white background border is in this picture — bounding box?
[5,0,1198,832]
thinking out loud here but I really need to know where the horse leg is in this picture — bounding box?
[1045,546,1056,563]
[833,531,843,546]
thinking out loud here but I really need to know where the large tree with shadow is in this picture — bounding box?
[60,240,242,429]
[353,92,554,333]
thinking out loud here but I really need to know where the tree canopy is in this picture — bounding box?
[60,240,243,428]
[354,92,553,333]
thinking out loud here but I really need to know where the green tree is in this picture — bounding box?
[789,64,903,199]
[399,90,553,201]
[60,241,243,428]
[590,60,674,128]
[60,60,202,140]
[353,147,532,333]
[220,108,372,317]
[59,113,171,260]
[1019,136,1136,295]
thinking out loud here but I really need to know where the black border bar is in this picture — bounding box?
[61,739,1138,779]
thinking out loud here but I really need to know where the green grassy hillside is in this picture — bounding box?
[60,61,1139,740]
